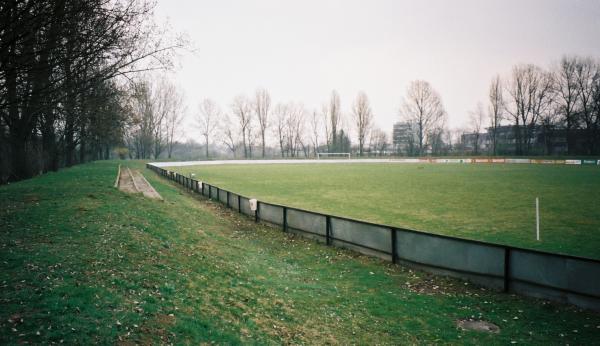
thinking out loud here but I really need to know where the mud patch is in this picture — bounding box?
[457,319,500,333]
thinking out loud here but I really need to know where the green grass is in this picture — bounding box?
[1,160,599,344]
[170,163,600,259]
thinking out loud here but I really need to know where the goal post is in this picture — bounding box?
[316,152,351,160]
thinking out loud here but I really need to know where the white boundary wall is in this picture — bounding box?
[149,158,599,168]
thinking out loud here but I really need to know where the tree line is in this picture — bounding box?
[105,54,600,160]
[467,56,600,156]
[0,0,184,183]
[194,89,390,160]
[2,0,598,185]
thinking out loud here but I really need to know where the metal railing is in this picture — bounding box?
[146,163,600,311]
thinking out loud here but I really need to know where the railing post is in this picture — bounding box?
[283,207,287,232]
[255,202,260,222]
[208,185,212,199]
[391,228,398,264]
[226,191,230,208]
[217,187,220,202]
[503,247,511,292]
[326,215,332,246]
[238,196,241,213]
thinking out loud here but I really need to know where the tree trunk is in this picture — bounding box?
[41,118,59,171]
[242,131,247,158]
[261,132,266,158]
[79,134,86,163]
[205,136,209,158]
[9,130,31,180]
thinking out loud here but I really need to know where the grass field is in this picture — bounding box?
[170,163,600,259]
[2,160,600,344]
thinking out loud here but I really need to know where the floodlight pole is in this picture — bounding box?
[536,197,540,241]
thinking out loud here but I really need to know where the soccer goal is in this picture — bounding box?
[316,152,351,160]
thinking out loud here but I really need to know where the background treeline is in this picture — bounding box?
[464,56,600,157]
[2,2,599,184]
[396,56,600,157]
[182,55,600,160]
[0,0,183,183]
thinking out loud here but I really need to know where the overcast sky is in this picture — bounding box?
[154,0,600,140]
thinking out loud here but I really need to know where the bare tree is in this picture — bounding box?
[370,128,389,156]
[329,90,341,151]
[159,79,184,159]
[220,113,238,158]
[128,80,156,159]
[164,111,183,159]
[488,75,504,155]
[554,56,581,154]
[289,103,306,157]
[247,118,257,158]
[273,103,288,157]
[400,80,447,155]
[539,103,561,155]
[321,104,331,151]
[504,64,553,155]
[254,88,271,157]
[428,122,447,155]
[309,110,322,156]
[352,91,374,156]
[593,67,600,153]
[469,102,485,155]
[574,57,600,154]
[125,76,183,160]
[531,70,555,154]
[197,98,220,158]
[445,128,461,154]
[231,95,252,158]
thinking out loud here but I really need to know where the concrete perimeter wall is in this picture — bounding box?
[149,163,600,311]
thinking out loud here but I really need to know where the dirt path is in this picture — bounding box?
[116,166,162,200]
[130,169,162,200]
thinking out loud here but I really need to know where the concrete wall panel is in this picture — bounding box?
[396,231,504,276]
[239,197,253,216]
[260,203,284,225]
[331,218,391,254]
[287,209,326,236]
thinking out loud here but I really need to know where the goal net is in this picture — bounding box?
[316,152,351,160]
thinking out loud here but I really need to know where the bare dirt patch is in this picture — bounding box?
[457,319,500,333]
[116,167,162,200]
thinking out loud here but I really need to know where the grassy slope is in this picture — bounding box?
[1,161,599,344]
[171,163,600,259]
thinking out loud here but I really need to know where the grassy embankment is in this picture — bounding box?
[1,161,599,344]
[172,163,600,259]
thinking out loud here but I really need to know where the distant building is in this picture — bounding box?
[461,132,490,154]
[465,125,589,155]
[392,122,415,155]
[394,120,594,156]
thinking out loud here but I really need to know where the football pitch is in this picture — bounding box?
[169,162,600,259]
